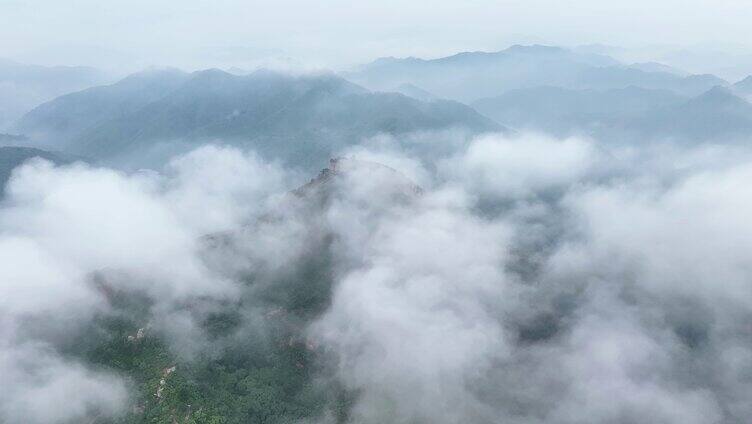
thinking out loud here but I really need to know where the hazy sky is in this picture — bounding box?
[3,0,752,71]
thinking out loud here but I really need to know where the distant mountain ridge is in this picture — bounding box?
[473,84,752,142]
[472,85,687,136]
[0,59,110,131]
[368,45,618,68]
[733,75,752,99]
[15,68,190,143]
[348,45,728,102]
[627,62,688,76]
[627,86,752,141]
[17,69,504,169]
[390,83,437,102]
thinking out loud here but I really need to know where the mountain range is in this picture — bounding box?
[733,75,752,100]
[9,45,752,173]
[15,69,503,169]
[473,84,752,142]
[0,58,110,131]
[347,45,729,102]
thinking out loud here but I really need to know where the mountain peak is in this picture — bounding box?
[682,85,752,112]
[736,75,752,85]
[115,67,189,89]
[392,83,436,101]
[371,56,425,65]
[696,85,738,101]
[505,44,566,54]
[121,67,186,81]
[734,75,752,93]
[190,68,236,81]
[294,157,423,199]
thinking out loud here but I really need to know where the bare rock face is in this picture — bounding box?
[155,365,176,401]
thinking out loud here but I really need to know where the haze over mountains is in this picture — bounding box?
[5,43,752,424]
[6,44,752,175]
[0,59,111,131]
[14,68,501,169]
[472,85,687,138]
[473,85,752,142]
[348,45,729,101]
[733,75,752,99]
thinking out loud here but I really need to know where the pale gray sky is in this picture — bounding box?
[2,0,752,72]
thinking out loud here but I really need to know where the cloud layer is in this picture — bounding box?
[1,133,752,423]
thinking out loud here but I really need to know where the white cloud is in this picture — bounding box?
[0,146,284,422]
[3,135,752,423]
[444,133,599,198]
[0,344,128,424]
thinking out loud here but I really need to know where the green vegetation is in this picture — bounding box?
[73,266,353,424]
